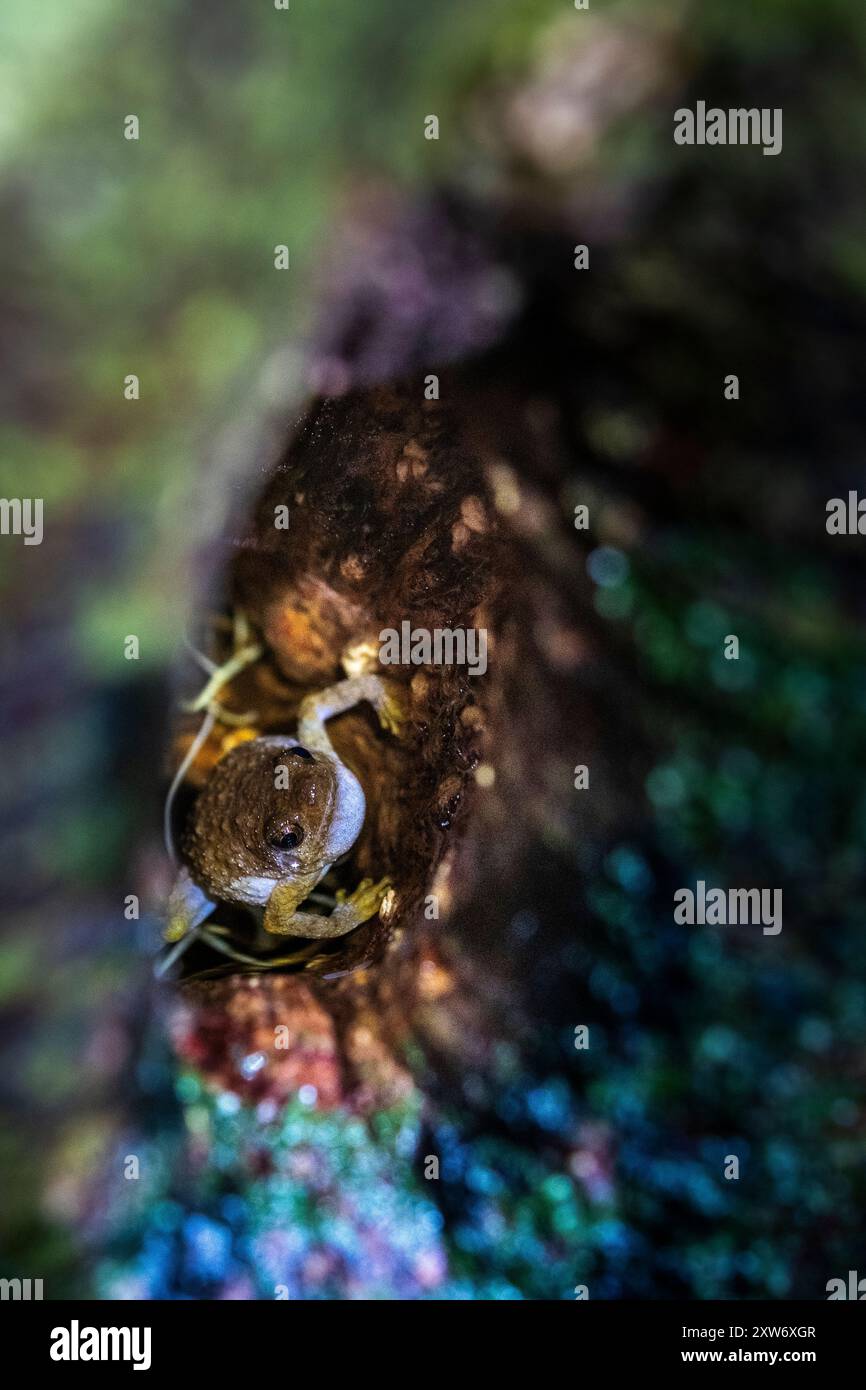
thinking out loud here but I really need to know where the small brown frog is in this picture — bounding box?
[165,674,401,943]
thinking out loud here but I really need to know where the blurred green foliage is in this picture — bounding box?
[0,0,571,671]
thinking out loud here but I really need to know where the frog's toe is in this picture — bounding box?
[377,689,406,738]
[348,875,392,920]
[164,867,215,943]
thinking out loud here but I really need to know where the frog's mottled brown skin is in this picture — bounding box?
[182,738,339,908]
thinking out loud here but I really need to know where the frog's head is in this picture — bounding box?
[183,736,366,907]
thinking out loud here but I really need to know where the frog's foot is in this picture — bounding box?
[336,876,392,919]
[340,637,381,678]
[375,683,407,739]
[263,875,392,939]
[164,866,215,942]
[155,868,216,977]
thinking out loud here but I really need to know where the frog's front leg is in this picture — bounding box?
[263,876,392,939]
[297,675,405,753]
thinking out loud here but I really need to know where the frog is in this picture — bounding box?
[164,673,402,946]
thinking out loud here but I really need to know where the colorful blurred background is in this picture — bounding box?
[2,0,866,1298]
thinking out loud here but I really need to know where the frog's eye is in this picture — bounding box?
[288,746,314,761]
[267,822,305,851]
